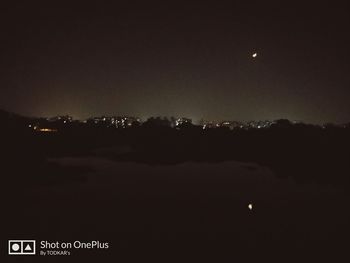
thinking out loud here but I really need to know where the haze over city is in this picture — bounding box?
[1,1,349,123]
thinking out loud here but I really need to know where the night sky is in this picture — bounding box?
[1,1,349,123]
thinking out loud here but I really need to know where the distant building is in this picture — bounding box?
[175,118,192,127]
[246,120,274,129]
[86,116,141,128]
[48,115,73,123]
[200,120,243,130]
[220,121,243,130]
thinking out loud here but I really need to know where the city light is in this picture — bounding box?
[38,128,58,132]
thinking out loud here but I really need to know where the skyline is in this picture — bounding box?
[1,1,350,124]
[4,108,349,127]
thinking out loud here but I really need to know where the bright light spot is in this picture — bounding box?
[252,53,258,58]
[248,203,253,210]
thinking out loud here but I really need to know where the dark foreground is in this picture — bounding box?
[1,112,349,262]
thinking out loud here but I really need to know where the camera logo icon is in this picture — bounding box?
[8,240,36,255]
